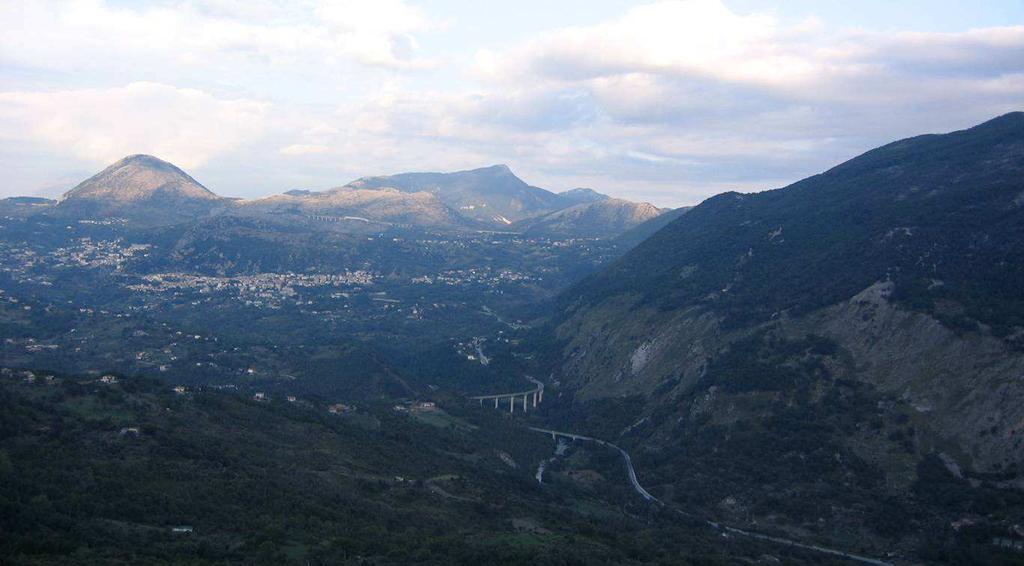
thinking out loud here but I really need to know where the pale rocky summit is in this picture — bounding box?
[56,154,225,224]
[347,164,566,227]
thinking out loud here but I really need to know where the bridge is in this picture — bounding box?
[469,376,544,413]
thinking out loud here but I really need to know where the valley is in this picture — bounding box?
[0,216,621,397]
[6,1,1024,563]
[0,157,652,400]
[3,114,1024,565]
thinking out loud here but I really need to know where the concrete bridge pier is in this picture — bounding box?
[472,380,545,414]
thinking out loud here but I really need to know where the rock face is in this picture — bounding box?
[556,281,1024,473]
[515,198,663,238]
[56,155,225,224]
[799,282,1024,472]
[551,112,1024,477]
[346,165,566,227]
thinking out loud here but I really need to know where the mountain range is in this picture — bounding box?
[3,112,1024,564]
[11,157,664,238]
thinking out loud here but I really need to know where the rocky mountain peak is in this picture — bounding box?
[480,164,513,174]
[53,154,224,224]
[60,154,219,204]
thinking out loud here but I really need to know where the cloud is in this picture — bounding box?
[474,1,812,87]
[0,82,268,169]
[453,1,1024,203]
[1,1,1022,207]
[279,144,331,156]
[314,0,437,68]
[0,0,441,73]
[476,1,1024,96]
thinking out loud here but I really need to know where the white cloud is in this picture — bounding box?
[452,0,1024,203]
[0,82,268,169]
[476,1,1024,97]
[315,0,437,67]
[1,1,1022,207]
[0,0,441,73]
[475,0,814,87]
[279,144,331,156]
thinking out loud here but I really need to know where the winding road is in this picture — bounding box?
[529,428,658,502]
[528,427,894,566]
[466,377,894,564]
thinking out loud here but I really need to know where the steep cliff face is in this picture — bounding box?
[798,282,1024,473]
[556,280,1024,473]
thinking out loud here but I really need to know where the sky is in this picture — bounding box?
[1,1,1023,207]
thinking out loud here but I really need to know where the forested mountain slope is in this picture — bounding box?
[544,113,1024,560]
